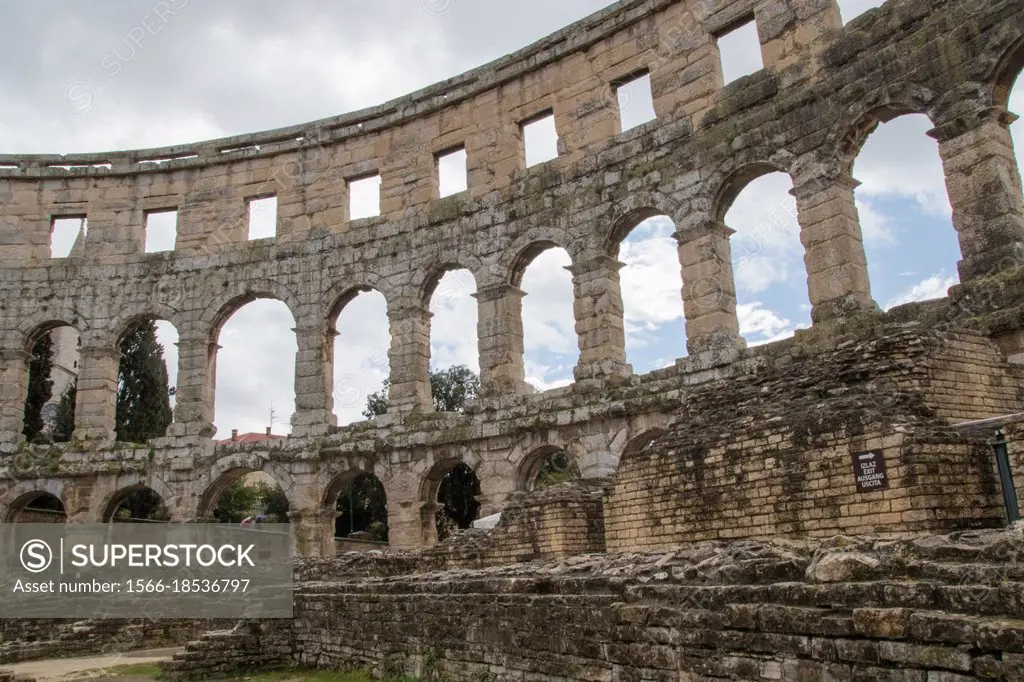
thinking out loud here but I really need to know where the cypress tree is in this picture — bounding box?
[53,381,76,443]
[22,333,54,441]
[115,320,173,443]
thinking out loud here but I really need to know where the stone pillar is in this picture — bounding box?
[474,284,530,397]
[72,345,119,442]
[387,305,432,414]
[291,321,336,437]
[287,508,336,558]
[167,335,216,439]
[677,221,745,356]
[569,255,631,381]
[387,501,427,550]
[931,106,1024,281]
[0,349,30,451]
[792,173,877,323]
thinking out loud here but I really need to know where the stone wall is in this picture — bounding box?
[0,618,235,664]
[163,525,1024,681]
[603,329,1020,552]
[160,621,293,681]
[2,0,1024,555]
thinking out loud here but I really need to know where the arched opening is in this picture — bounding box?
[852,113,960,309]
[1006,53,1024,198]
[513,244,578,391]
[5,491,67,523]
[115,318,177,443]
[623,428,668,456]
[213,298,296,440]
[201,468,291,524]
[424,461,481,542]
[330,289,390,425]
[613,213,687,371]
[22,323,80,443]
[519,446,582,492]
[104,485,169,523]
[722,169,808,345]
[328,472,388,543]
[427,269,479,412]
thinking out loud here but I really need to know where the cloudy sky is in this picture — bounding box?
[4,0,1021,438]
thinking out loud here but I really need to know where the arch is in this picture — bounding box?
[114,316,178,443]
[852,112,961,309]
[109,307,184,348]
[327,283,388,327]
[516,445,581,492]
[498,228,579,287]
[992,34,1024,110]
[420,262,475,308]
[4,490,67,523]
[20,320,82,443]
[602,190,684,256]
[623,428,668,456]
[713,162,788,224]
[326,470,388,542]
[330,286,391,425]
[427,268,478,380]
[93,474,176,523]
[201,280,302,340]
[102,485,169,522]
[212,296,297,439]
[509,241,565,288]
[825,84,938,176]
[197,452,294,520]
[420,459,481,540]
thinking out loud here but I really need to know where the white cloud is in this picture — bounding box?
[884,273,956,310]
[724,173,802,296]
[853,115,952,220]
[737,302,799,345]
[619,217,684,333]
[429,270,479,372]
[856,198,897,247]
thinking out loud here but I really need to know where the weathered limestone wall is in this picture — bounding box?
[605,330,1020,552]
[164,526,1024,681]
[1,0,1024,554]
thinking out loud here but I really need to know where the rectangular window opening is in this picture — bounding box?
[50,217,86,259]
[716,19,763,85]
[349,174,382,221]
[436,147,468,198]
[247,195,278,240]
[521,112,559,168]
[144,209,178,253]
[614,73,657,132]
[837,0,886,25]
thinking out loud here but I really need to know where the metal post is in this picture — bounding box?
[991,429,1021,524]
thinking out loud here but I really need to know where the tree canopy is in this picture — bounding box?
[362,364,479,418]
[22,333,54,441]
[116,320,173,443]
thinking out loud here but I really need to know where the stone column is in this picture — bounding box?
[287,508,336,558]
[570,255,631,382]
[167,335,216,439]
[474,284,530,397]
[387,502,427,550]
[0,349,30,451]
[72,345,119,442]
[386,305,432,414]
[291,321,336,438]
[677,220,745,357]
[931,106,1024,281]
[792,173,877,323]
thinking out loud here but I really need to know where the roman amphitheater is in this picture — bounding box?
[2,0,1024,678]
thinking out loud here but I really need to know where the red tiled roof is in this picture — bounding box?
[216,432,288,445]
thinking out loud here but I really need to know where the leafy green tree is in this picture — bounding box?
[116,320,173,443]
[212,480,262,523]
[254,482,290,523]
[436,463,481,540]
[52,381,76,443]
[362,364,479,418]
[22,333,54,441]
[336,474,388,541]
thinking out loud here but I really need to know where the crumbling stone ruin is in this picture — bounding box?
[2,0,1024,677]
